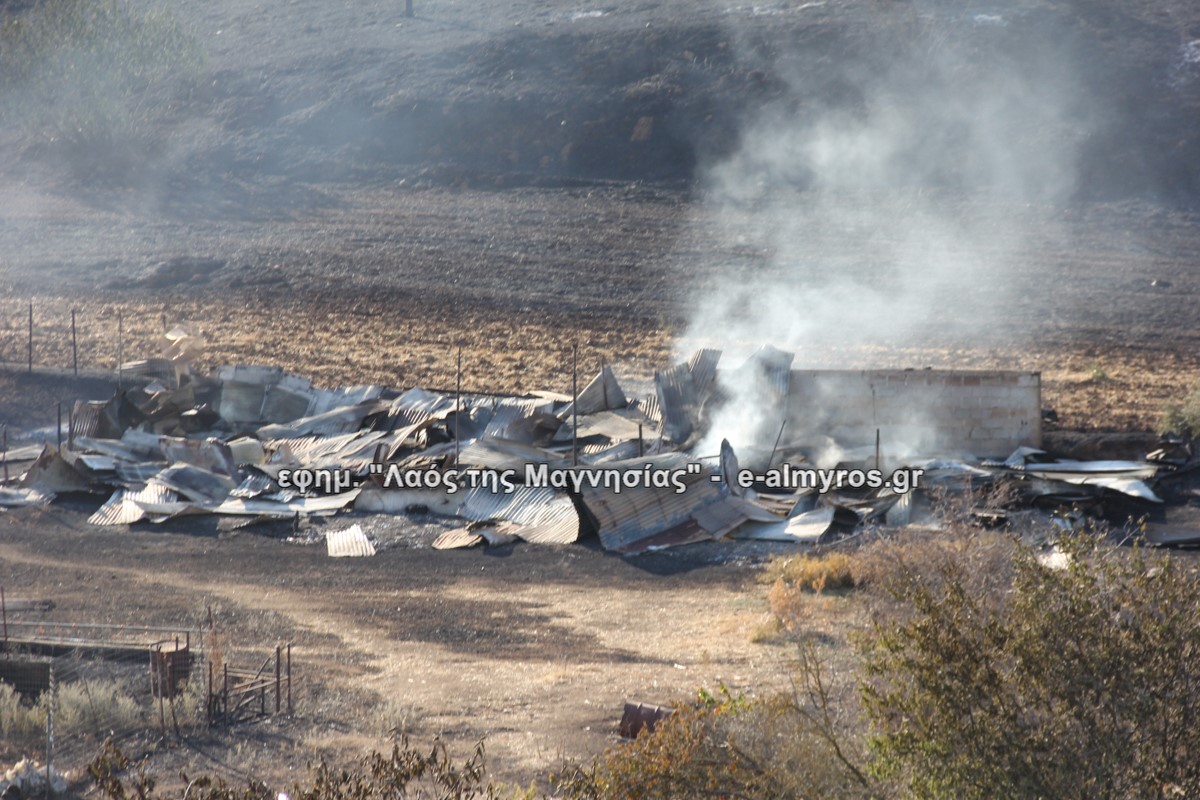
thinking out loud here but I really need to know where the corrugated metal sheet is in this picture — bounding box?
[261,374,316,423]
[457,439,568,473]
[19,446,92,493]
[150,463,236,503]
[578,466,740,552]
[433,527,484,550]
[734,507,835,543]
[265,431,383,467]
[458,485,580,544]
[309,385,385,417]
[90,484,176,525]
[739,345,793,403]
[634,395,662,428]
[687,349,722,401]
[230,472,279,499]
[326,524,376,557]
[482,398,558,441]
[73,437,146,462]
[655,363,698,444]
[258,400,390,439]
[0,487,54,508]
[562,366,627,418]
[71,400,107,441]
[160,438,238,477]
[114,461,167,486]
[582,440,644,464]
[555,410,647,444]
[386,387,458,428]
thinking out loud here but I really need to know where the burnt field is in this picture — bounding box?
[2,0,1200,792]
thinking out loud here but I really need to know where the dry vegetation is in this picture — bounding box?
[5,291,1200,432]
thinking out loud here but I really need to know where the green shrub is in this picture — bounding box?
[1159,383,1200,438]
[860,535,1200,800]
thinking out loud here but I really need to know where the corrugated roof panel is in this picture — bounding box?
[325,524,376,557]
[310,385,385,417]
[90,484,177,525]
[579,468,727,552]
[230,472,278,499]
[458,485,580,544]
[655,363,698,444]
[114,461,167,486]
[457,439,568,473]
[433,527,484,550]
[687,349,722,401]
[0,487,54,508]
[555,410,647,444]
[562,366,627,418]
[482,398,557,440]
[150,463,237,503]
[387,388,458,428]
[261,376,316,423]
[71,400,107,441]
[634,395,662,428]
[258,400,390,439]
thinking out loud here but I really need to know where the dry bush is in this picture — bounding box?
[0,677,148,752]
[556,671,875,800]
[851,522,1019,616]
[762,552,857,632]
[90,738,502,800]
[0,681,47,748]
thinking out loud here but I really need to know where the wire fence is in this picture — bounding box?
[0,299,174,378]
[0,587,206,795]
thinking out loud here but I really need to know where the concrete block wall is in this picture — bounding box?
[786,369,1041,459]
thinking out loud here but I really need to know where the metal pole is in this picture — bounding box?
[56,403,61,449]
[275,645,281,714]
[207,661,213,726]
[454,347,462,464]
[117,312,123,389]
[70,309,77,376]
[638,423,644,458]
[2,586,7,643]
[223,663,228,724]
[27,300,32,373]
[67,407,74,451]
[158,650,166,734]
[875,428,881,471]
[2,426,8,485]
[286,643,292,713]
[572,344,579,467]
[45,666,53,800]
[768,418,788,469]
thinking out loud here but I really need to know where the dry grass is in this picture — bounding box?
[5,292,1200,431]
[761,552,857,634]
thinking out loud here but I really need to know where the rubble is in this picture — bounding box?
[1,341,1192,553]
[1,758,69,798]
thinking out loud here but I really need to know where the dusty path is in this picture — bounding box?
[0,510,800,786]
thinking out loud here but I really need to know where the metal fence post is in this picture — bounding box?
[45,665,54,800]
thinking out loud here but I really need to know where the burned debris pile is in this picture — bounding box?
[1,343,1195,552]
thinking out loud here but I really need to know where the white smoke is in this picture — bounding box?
[682,4,1093,459]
